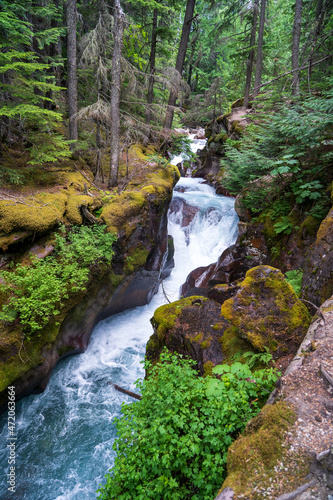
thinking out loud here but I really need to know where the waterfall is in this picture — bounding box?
[0,145,239,500]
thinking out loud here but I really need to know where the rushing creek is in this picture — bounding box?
[0,141,239,499]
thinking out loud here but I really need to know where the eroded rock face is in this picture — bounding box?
[193,149,222,179]
[221,266,311,357]
[147,296,229,375]
[181,244,258,298]
[302,207,333,306]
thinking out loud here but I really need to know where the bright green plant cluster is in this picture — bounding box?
[232,346,273,369]
[0,225,116,334]
[147,154,170,169]
[0,166,25,186]
[285,269,303,297]
[97,349,279,500]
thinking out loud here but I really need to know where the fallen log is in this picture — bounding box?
[107,382,142,400]
[320,362,333,389]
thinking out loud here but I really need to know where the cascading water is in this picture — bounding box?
[0,141,239,500]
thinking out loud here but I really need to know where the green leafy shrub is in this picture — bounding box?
[97,350,279,500]
[0,225,116,333]
[273,216,294,236]
[232,346,273,369]
[222,85,333,221]
[285,269,303,297]
[0,166,25,186]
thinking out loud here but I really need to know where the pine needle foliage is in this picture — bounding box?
[0,2,70,167]
[222,82,333,220]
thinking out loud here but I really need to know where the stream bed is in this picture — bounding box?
[0,167,238,499]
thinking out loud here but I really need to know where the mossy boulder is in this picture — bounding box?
[147,296,230,374]
[221,266,311,357]
[101,162,179,239]
[0,163,100,238]
[218,402,303,499]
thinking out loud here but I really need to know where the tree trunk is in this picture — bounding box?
[67,0,78,143]
[253,0,267,97]
[164,0,196,130]
[146,8,158,127]
[291,0,303,96]
[244,0,259,107]
[108,0,125,188]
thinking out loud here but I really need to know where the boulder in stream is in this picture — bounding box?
[147,266,312,374]
[147,296,229,375]
[220,266,311,358]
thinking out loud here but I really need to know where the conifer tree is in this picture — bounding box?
[164,0,196,130]
[67,0,78,142]
[0,1,71,165]
[244,0,259,107]
[109,0,126,187]
[253,0,267,97]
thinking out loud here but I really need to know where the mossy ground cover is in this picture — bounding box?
[151,296,207,343]
[220,402,312,499]
[221,266,311,357]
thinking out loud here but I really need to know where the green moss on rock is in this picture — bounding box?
[0,193,67,234]
[124,245,150,274]
[221,266,311,357]
[203,360,214,375]
[151,296,206,342]
[200,340,211,349]
[219,326,254,361]
[221,402,297,496]
[300,215,321,238]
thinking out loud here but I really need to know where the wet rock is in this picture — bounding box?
[160,235,175,279]
[194,128,205,139]
[207,281,242,304]
[215,185,233,197]
[180,265,212,296]
[181,245,247,297]
[168,197,199,227]
[209,245,247,285]
[193,150,221,178]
